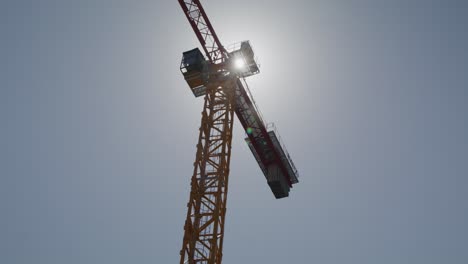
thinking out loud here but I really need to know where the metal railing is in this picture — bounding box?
[239,77,267,127]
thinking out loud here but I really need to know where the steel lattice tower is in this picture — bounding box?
[180,82,235,263]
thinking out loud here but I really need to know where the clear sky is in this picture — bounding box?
[2,0,468,263]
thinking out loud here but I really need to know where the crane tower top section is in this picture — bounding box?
[180,41,260,97]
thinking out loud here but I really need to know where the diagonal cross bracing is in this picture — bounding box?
[180,82,235,264]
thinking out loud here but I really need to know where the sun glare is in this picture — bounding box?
[234,58,245,69]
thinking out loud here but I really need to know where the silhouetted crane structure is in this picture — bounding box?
[177,1,299,263]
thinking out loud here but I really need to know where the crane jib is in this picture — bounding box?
[178,0,228,63]
[178,0,299,201]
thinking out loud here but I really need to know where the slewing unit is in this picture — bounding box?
[180,41,259,97]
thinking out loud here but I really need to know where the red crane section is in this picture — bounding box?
[235,78,299,197]
[178,0,299,198]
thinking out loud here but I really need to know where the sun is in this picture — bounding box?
[234,58,245,69]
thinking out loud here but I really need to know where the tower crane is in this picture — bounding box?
[177,1,300,263]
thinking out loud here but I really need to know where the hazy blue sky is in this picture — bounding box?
[2,0,468,263]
